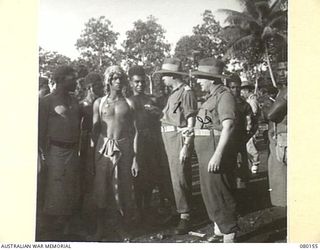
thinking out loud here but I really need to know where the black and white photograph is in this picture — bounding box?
[36,0,288,243]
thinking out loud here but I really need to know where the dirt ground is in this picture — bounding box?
[36,130,287,243]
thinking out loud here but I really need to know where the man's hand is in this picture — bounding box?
[208,152,222,173]
[144,104,162,116]
[131,161,139,177]
[179,144,190,165]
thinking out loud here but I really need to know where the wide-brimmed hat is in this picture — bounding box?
[240,80,254,90]
[191,57,226,79]
[154,57,188,76]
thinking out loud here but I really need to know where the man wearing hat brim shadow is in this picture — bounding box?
[240,81,261,174]
[154,58,198,235]
[191,57,239,243]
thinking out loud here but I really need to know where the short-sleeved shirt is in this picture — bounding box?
[195,85,236,130]
[161,83,197,127]
[246,94,260,116]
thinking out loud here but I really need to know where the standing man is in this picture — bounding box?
[267,61,288,207]
[38,65,81,238]
[227,74,253,186]
[240,81,260,174]
[91,65,139,241]
[39,77,50,99]
[127,65,163,223]
[78,72,104,207]
[155,58,198,235]
[191,58,238,243]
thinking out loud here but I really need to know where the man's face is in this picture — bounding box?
[63,72,78,92]
[276,63,288,85]
[240,88,250,99]
[91,82,104,98]
[197,78,212,92]
[110,73,124,92]
[162,75,173,87]
[229,82,241,97]
[131,75,146,94]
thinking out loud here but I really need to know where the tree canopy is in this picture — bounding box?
[218,0,287,86]
[122,15,171,73]
[174,10,227,71]
[75,16,120,73]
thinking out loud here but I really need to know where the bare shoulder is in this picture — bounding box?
[40,93,54,106]
[94,97,102,105]
[125,97,136,110]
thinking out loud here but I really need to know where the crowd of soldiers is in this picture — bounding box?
[37,57,288,243]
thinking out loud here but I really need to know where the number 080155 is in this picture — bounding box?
[299,244,318,248]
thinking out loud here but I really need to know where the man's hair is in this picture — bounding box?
[103,65,129,94]
[226,74,241,87]
[84,72,102,88]
[128,65,145,79]
[52,65,75,85]
[39,77,49,90]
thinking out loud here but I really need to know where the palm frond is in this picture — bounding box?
[275,32,287,43]
[255,0,271,18]
[238,0,260,19]
[267,10,287,27]
[219,26,249,43]
[228,34,255,51]
[270,0,285,14]
[218,9,261,26]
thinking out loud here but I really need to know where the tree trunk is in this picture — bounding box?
[265,44,277,87]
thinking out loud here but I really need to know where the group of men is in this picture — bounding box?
[37,56,287,243]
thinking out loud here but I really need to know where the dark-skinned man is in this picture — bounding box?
[90,65,139,241]
[267,61,288,207]
[38,65,81,239]
[127,65,173,225]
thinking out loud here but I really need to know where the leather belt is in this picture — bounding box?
[50,139,78,149]
[194,129,221,136]
[161,125,178,133]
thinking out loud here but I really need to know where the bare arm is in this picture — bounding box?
[126,98,139,177]
[38,98,49,156]
[268,98,287,123]
[184,116,195,145]
[92,98,101,146]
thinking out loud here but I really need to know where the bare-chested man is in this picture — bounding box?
[38,65,80,239]
[127,65,169,224]
[78,72,104,215]
[91,65,139,241]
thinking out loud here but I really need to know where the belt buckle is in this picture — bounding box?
[194,129,211,136]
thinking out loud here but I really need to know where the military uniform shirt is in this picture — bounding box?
[195,85,236,130]
[161,83,197,127]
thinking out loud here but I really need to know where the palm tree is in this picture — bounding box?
[219,0,287,87]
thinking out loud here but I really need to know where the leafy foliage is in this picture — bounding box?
[218,0,287,86]
[39,47,72,77]
[122,15,171,74]
[75,16,120,73]
[175,10,227,71]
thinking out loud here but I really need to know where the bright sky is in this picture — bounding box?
[39,0,241,59]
